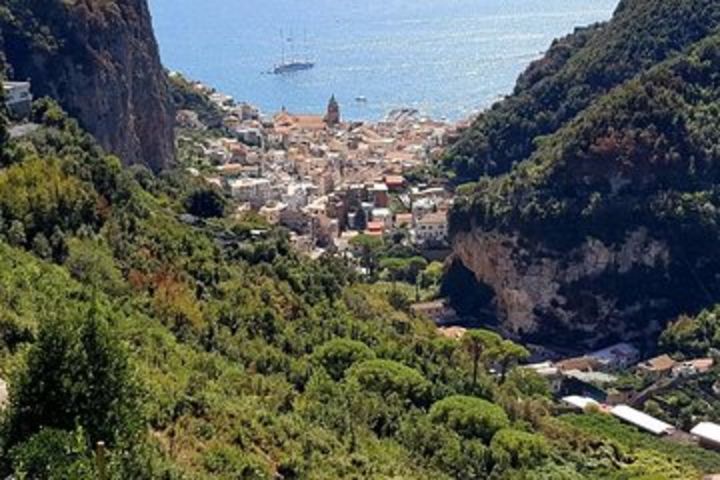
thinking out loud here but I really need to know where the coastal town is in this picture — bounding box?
[173,74,464,258]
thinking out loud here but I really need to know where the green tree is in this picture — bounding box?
[429,395,510,443]
[349,234,384,278]
[9,427,96,479]
[348,359,431,406]
[380,257,407,290]
[488,340,530,383]
[31,233,52,259]
[501,367,551,399]
[422,262,444,288]
[64,237,126,296]
[312,338,375,381]
[7,220,26,247]
[462,329,501,389]
[489,428,548,471]
[3,303,142,453]
[184,187,227,219]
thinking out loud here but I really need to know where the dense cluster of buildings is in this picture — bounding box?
[181,81,463,255]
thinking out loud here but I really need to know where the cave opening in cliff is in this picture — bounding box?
[441,258,497,325]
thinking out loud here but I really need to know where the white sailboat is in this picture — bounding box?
[273,29,315,74]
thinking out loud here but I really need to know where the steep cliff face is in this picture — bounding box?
[0,0,174,171]
[450,229,672,347]
[446,1,720,348]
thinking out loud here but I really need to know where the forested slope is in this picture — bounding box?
[445,0,720,347]
[0,100,717,478]
[445,0,720,181]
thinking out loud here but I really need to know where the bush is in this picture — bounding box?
[429,395,510,442]
[348,359,431,406]
[489,428,548,470]
[184,187,227,218]
[312,338,375,381]
[9,428,95,479]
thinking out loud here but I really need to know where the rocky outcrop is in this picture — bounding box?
[0,0,174,171]
[450,228,672,347]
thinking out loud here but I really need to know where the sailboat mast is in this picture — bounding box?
[303,28,309,61]
[280,29,285,64]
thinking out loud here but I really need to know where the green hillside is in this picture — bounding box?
[445,0,720,344]
[0,100,716,478]
[445,0,720,181]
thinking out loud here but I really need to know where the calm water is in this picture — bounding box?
[149,0,619,121]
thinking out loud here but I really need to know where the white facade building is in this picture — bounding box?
[371,208,393,229]
[413,212,448,246]
[3,81,32,118]
[229,178,272,206]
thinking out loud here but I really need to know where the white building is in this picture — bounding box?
[691,422,720,449]
[3,81,32,118]
[229,178,272,206]
[371,208,393,229]
[610,405,675,436]
[562,396,599,411]
[412,197,438,218]
[283,182,318,209]
[413,212,448,246]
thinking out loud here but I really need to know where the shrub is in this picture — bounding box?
[347,359,431,406]
[489,428,549,470]
[429,395,510,442]
[312,338,375,381]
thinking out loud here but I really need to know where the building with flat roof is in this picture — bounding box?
[691,422,720,450]
[372,208,393,229]
[3,81,32,119]
[365,221,385,236]
[610,405,675,436]
[562,395,600,411]
[384,175,406,191]
[413,212,448,246]
[587,342,640,369]
[674,358,715,377]
[638,354,676,375]
[394,212,413,229]
[229,178,272,206]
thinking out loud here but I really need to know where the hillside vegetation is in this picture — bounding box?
[0,100,717,477]
[445,0,720,343]
[446,0,720,181]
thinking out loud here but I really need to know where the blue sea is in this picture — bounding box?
[149,0,619,121]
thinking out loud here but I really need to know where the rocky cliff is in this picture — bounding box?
[449,229,672,347]
[445,0,720,348]
[0,0,174,171]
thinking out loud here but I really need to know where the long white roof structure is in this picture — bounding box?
[691,422,720,444]
[610,405,675,435]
